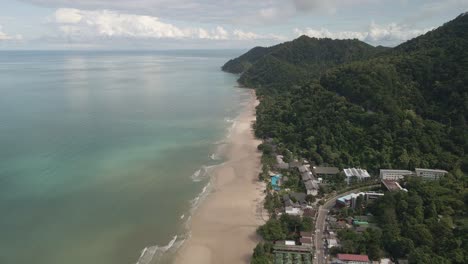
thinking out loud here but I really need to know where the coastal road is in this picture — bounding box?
[314,185,380,264]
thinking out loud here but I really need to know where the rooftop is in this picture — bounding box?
[304,180,318,190]
[298,165,310,173]
[313,166,340,175]
[381,179,403,192]
[415,168,448,173]
[380,169,413,173]
[344,168,370,178]
[337,253,370,262]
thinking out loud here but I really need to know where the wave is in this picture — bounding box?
[190,164,222,182]
[135,235,178,264]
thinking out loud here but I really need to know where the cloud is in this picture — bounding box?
[23,0,382,25]
[294,22,434,46]
[51,8,282,42]
[0,26,22,41]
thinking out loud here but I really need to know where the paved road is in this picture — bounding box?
[313,185,380,264]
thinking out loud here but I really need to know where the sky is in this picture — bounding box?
[0,0,467,49]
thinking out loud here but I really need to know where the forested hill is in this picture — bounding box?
[222,13,468,175]
[222,36,387,90]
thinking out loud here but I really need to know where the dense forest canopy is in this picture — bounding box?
[223,13,468,175]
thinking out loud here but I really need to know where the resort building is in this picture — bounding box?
[379,169,413,181]
[312,166,340,177]
[343,168,371,184]
[415,168,448,180]
[336,192,384,208]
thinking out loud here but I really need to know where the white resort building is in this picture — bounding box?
[415,168,448,180]
[379,169,413,181]
[344,168,371,184]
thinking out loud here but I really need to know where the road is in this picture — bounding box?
[313,185,380,264]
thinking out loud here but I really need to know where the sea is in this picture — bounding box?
[0,50,249,264]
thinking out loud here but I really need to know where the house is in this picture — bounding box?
[312,166,340,177]
[343,168,371,184]
[271,174,282,191]
[301,171,313,182]
[300,231,313,247]
[303,208,316,217]
[335,254,370,264]
[285,206,302,216]
[300,237,313,247]
[289,161,302,168]
[415,168,448,180]
[304,180,319,196]
[327,238,338,248]
[379,169,413,181]
[298,165,310,173]
[283,192,307,207]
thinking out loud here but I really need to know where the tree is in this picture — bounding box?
[301,216,313,232]
[305,194,316,203]
[257,219,286,241]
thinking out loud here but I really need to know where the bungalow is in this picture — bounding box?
[304,180,319,196]
[303,207,316,218]
[327,238,338,248]
[289,161,302,168]
[298,165,310,173]
[300,231,313,248]
[300,237,313,247]
[283,192,307,207]
[285,206,302,216]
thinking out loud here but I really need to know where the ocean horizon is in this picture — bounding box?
[0,50,249,264]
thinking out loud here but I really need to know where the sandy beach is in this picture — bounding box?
[174,90,266,264]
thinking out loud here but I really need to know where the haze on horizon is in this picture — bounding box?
[0,0,467,50]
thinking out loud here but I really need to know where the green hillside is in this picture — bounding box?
[223,13,468,175]
[222,36,387,90]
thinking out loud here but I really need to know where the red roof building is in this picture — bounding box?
[337,254,370,263]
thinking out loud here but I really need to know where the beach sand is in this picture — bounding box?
[174,90,267,264]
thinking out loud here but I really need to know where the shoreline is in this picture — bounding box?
[173,89,267,264]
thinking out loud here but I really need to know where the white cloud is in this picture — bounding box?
[294,28,367,40]
[294,22,434,46]
[366,22,433,43]
[24,0,383,25]
[0,26,22,41]
[51,8,283,42]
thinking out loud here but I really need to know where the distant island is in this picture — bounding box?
[223,12,468,264]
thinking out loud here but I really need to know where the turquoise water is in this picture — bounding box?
[0,50,247,264]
